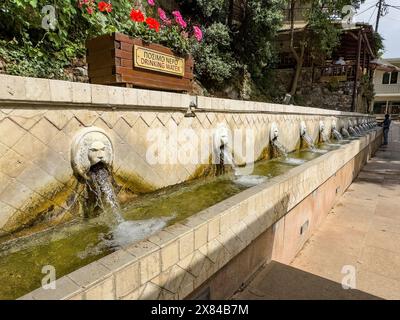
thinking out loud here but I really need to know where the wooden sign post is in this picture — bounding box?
[86,32,194,92]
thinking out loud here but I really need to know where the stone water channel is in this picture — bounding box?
[0,140,353,299]
[0,75,380,300]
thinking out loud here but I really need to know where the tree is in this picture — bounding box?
[178,0,286,86]
[287,0,364,97]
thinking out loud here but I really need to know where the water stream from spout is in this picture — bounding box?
[302,133,316,150]
[321,131,331,143]
[342,128,350,138]
[349,127,359,137]
[272,139,288,158]
[222,147,239,176]
[332,129,343,141]
[88,163,123,223]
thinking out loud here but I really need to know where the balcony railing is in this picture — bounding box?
[314,65,355,83]
[374,83,400,95]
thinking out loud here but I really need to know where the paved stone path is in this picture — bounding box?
[235,123,400,300]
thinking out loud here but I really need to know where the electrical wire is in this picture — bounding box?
[368,6,378,22]
[355,3,380,16]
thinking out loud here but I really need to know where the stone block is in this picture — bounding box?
[0,149,28,178]
[30,118,60,145]
[0,74,26,100]
[148,90,163,107]
[139,282,162,299]
[123,88,138,106]
[91,84,109,104]
[24,77,50,101]
[72,82,92,104]
[139,251,161,285]
[0,178,33,210]
[0,118,26,148]
[148,230,176,248]
[115,262,140,298]
[152,264,186,294]
[50,80,72,102]
[23,276,82,300]
[136,89,150,106]
[125,240,159,259]
[194,223,208,250]
[85,277,115,300]
[0,201,16,230]
[98,249,136,271]
[161,240,179,271]
[179,230,194,260]
[108,86,124,105]
[68,261,111,288]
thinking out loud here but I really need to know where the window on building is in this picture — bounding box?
[382,72,390,84]
[390,71,398,84]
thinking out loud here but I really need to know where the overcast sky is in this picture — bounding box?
[354,0,400,58]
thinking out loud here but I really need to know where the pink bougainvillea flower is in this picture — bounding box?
[158,8,166,20]
[158,9,171,25]
[172,10,187,28]
[193,26,203,42]
[172,10,182,19]
[147,0,155,6]
[146,17,160,32]
[130,9,145,22]
[86,6,94,14]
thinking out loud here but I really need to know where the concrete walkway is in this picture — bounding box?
[234,123,400,300]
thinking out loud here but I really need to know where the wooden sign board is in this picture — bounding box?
[86,32,193,92]
[133,45,185,77]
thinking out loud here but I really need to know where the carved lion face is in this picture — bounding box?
[88,140,107,166]
[71,127,113,179]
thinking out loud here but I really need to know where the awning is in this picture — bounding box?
[370,59,400,72]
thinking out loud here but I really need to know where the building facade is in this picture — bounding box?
[372,58,400,115]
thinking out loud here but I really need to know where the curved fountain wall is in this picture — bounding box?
[0,75,382,300]
[0,74,376,236]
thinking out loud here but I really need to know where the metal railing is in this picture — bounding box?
[314,65,355,82]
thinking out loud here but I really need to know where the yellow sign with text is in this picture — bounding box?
[133,45,185,77]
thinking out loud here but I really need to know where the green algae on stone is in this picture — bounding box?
[0,148,321,300]
[0,221,110,300]
[2,178,81,235]
[114,170,157,195]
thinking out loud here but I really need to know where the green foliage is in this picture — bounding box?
[192,23,237,84]
[327,78,340,92]
[178,0,286,86]
[373,32,385,57]
[195,0,225,18]
[0,0,196,78]
[236,0,286,78]
[361,74,375,101]
[306,0,365,61]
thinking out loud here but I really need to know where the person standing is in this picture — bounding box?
[383,114,391,145]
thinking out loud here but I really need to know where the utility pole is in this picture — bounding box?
[376,0,384,32]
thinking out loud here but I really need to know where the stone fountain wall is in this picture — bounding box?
[20,128,382,300]
[0,74,374,237]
